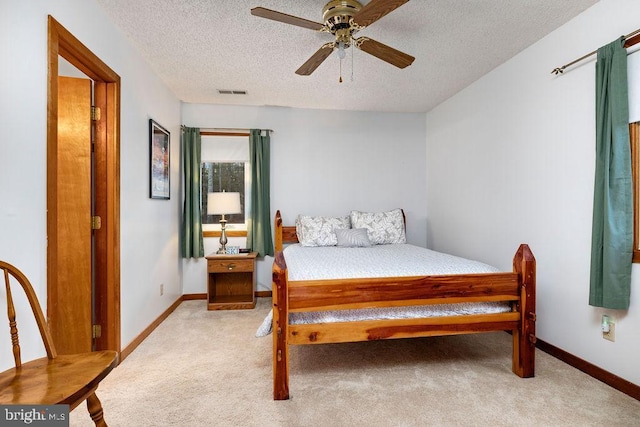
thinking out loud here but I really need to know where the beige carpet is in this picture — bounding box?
[70,299,640,426]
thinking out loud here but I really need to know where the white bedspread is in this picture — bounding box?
[284,243,499,280]
[255,244,508,337]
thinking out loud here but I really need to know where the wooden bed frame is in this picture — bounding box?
[271,210,536,400]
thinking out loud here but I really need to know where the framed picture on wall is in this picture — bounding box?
[149,119,170,199]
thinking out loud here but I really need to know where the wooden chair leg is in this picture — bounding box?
[87,392,107,427]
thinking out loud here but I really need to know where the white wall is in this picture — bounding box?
[0,0,182,366]
[181,104,427,293]
[425,0,640,386]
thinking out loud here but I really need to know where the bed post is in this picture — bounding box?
[274,210,283,252]
[272,251,290,400]
[512,244,536,378]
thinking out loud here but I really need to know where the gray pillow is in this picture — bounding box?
[335,228,372,247]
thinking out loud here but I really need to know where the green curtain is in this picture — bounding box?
[181,127,204,258]
[589,37,632,310]
[247,129,274,257]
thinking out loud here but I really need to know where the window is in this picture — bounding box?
[201,134,250,234]
[631,122,640,262]
[201,162,246,225]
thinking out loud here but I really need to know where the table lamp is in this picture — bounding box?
[207,191,241,254]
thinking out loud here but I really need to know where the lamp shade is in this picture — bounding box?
[207,192,241,215]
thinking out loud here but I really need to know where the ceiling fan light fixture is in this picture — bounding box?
[338,41,346,59]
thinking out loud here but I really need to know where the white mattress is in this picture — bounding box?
[255,244,510,337]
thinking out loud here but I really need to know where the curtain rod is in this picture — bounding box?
[551,28,640,75]
[180,126,273,133]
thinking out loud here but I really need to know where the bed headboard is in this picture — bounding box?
[274,211,298,252]
[273,210,406,252]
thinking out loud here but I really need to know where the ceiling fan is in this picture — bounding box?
[251,0,415,76]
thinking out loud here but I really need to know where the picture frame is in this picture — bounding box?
[149,119,170,199]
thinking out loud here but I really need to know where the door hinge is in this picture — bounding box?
[92,324,102,339]
[91,215,102,230]
[91,106,101,121]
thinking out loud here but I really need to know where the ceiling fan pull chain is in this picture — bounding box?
[339,53,343,83]
[351,40,355,81]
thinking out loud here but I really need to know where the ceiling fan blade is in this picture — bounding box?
[351,0,409,28]
[356,37,415,69]
[295,44,335,76]
[251,7,324,31]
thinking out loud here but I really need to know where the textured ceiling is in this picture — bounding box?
[95,0,598,113]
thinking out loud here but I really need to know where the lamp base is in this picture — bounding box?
[217,217,228,254]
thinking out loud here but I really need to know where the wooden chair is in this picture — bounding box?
[0,261,118,426]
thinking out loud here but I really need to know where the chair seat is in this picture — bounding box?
[0,350,118,407]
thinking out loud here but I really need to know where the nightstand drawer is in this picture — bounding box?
[208,258,254,273]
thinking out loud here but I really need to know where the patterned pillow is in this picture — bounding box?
[335,228,372,247]
[350,209,406,245]
[295,215,350,247]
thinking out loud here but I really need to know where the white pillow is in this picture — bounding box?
[335,228,372,247]
[295,215,350,247]
[350,209,406,245]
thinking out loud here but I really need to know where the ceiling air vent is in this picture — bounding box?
[218,89,247,95]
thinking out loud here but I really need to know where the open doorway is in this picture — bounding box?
[47,16,121,355]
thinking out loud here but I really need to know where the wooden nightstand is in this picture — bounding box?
[205,252,257,310]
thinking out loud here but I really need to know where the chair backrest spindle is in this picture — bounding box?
[4,268,22,367]
[0,261,57,362]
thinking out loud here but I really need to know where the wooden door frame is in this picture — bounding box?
[47,16,121,355]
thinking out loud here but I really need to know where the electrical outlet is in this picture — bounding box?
[160,284,164,296]
[603,321,615,342]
